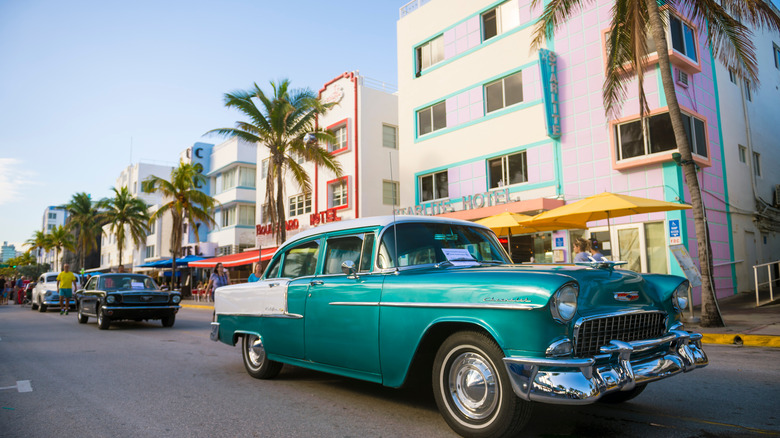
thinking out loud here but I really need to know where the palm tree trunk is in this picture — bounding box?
[276,156,287,243]
[646,0,723,327]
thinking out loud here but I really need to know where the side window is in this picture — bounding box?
[264,256,281,279]
[359,234,375,272]
[86,278,97,291]
[280,240,320,278]
[323,236,364,275]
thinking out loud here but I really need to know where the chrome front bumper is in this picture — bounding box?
[503,329,708,405]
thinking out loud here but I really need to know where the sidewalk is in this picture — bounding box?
[182,291,780,348]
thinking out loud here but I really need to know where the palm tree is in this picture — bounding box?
[99,186,150,269]
[532,0,780,327]
[142,161,218,285]
[47,225,75,271]
[63,192,104,271]
[206,79,342,243]
[24,230,51,265]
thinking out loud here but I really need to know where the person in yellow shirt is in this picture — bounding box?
[56,264,78,315]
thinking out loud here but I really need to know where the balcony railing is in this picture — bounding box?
[399,0,431,18]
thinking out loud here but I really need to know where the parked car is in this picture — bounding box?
[210,216,708,438]
[75,273,181,329]
[31,272,78,312]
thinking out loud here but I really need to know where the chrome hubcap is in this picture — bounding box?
[247,336,265,367]
[448,352,498,420]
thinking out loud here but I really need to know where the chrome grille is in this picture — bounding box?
[574,312,666,357]
[121,295,169,304]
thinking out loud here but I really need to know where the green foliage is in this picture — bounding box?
[17,263,50,279]
[47,225,75,271]
[98,186,150,267]
[63,192,104,270]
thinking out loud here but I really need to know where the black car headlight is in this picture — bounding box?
[672,281,689,312]
[172,295,181,304]
[550,283,579,323]
[106,295,117,304]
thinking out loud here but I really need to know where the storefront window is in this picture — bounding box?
[509,232,552,263]
[645,222,668,274]
[618,228,641,272]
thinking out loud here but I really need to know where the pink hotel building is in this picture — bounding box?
[396,0,779,302]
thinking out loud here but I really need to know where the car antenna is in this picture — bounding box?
[389,152,400,273]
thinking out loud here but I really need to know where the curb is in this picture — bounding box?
[701,333,780,348]
[182,303,214,310]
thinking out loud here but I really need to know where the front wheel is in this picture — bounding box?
[38,299,47,312]
[97,306,110,330]
[161,313,175,328]
[433,331,532,438]
[241,334,283,379]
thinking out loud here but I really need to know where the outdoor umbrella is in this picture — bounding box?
[519,192,693,238]
[475,212,532,259]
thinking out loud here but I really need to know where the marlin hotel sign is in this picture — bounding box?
[395,188,512,216]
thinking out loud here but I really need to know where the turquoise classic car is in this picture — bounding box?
[211,216,707,438]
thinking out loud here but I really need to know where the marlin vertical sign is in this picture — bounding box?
[539,49,561,139]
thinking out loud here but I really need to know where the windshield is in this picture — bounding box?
[377,223,511,268]
[99,275,159,292]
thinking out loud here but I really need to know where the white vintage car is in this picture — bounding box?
[31,271,79,312]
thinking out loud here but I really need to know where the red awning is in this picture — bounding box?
[188,247,277,268]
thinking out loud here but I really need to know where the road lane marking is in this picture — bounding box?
[0,380,33,393]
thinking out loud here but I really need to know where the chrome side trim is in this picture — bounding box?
[329,302,380,306]
[380,302,542,310]
[218,312,303,319]
[102,305,180,310]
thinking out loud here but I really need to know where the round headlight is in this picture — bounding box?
[106,295,116,304]
[551,283,579,323]
[672,282,689,312]
[172,295,181,304]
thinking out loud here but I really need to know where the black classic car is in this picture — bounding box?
[75,273,181,329]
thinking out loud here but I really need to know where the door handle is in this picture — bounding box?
[310,280,324,286]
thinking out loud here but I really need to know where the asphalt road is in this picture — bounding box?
[1,304,778,438]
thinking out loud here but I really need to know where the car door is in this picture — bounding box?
[79,276,101,315]
[304,232,382,376]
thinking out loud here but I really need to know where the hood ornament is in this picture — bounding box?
[614,292,640,302]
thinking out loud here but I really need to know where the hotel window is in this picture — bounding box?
[329,179,348,208]
[238,205,255,226]
[329,125,347,153]
[382,124,397,149]
[383,180,399,206]
[753,152,761,177]
[485,71,523,113]
[145,245,155,259]
[415,35,444,75]
[744,79,752,101]
[239,167,256,187]
[488,151,527,189]
[669,15,697,62]
[221,206,236,227]
[728,69,737,84]
[419,170,448,202]
[774,43,780,70]
[293,151,306,164]
[48,212,56,220]
[738,145,747,163]
[219,168,237,192]
[482,0,520,41]
[148,220,156,235]
[289,193,312,217]
[47,224,54,231]
[615,111,707,160]
[261,158,269,179]
[417,102,447,136]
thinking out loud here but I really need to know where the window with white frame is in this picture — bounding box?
[482,0,520,41]
[728,69,737,84]
[292,151,306,164]
[219,167,237,192]
[753,152,761,177]
[221,206,236,227]
[738,145,747,163]
[148,220,156,235]
[415,35,444,75]
[239,167,256,187]
[614,111,707,160]
[485,71,523,113]
[47,224,54,231]
[383,180,399,206]
[238,205,255,226]
[261,158,269,179]
[488,151,527,189]
[48,212,56,220]
[329,125,347,152]
[289,193,312,217]
[669,15,697,62]
[417,102,447,136]
[329,179,348,208]
[145,245,155,259]
[382,124,397,149]
[419,170,448,202]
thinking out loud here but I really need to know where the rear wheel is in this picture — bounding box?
[77,302,88,324]
[598,384,647,403]
[433,331,532,438]
[31,300,38,310]
[97,306,110,330]
[242,334,283,379]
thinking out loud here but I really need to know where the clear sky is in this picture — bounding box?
[0,0,401,249]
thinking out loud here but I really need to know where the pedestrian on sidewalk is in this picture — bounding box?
[0,275,7,305]
[573,238,591,263]
[248,263,262,282]
[206,263,230,302]
[57,264,77,315]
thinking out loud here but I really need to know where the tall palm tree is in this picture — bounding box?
[99,186,150,269]
[47,225,75,271]
[206,79,342,243]
[24,230,51,265]
[142,161,218,285]
[532,0,780,327]
[63,192,104,271]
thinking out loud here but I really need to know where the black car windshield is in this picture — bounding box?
[377,223,511,268]
[99,275,159,292]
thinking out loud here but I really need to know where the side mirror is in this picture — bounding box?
[341,260,357,278]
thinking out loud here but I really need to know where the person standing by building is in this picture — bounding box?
[205,263,230,302]
[0,275,6,305]
[573,238,591,263]
[56,263,78,315]
[589,240,606,261]
[247,263,262,282]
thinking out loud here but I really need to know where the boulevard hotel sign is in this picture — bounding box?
[395,188,512,216]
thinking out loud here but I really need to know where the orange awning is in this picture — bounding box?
[188,247,277,268]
